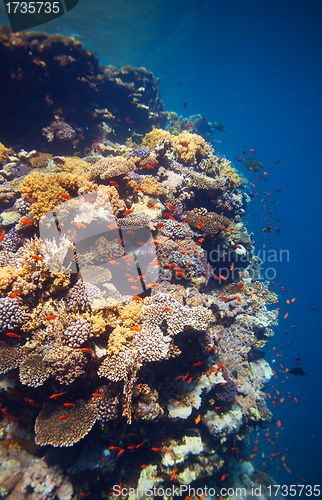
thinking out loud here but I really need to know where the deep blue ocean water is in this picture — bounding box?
[1,0,321,488]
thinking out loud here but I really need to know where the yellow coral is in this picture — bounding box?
[107,325,135,354]
[173,131,209,166]
[142,128,172,150]
[141,177,163,195]
[20,171,80,221]
[0,266,20,294]
[120,301,142,328]
[63,157,91,175]
[0,142,9,165]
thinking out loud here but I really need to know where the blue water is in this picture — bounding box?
[2,0,322,487]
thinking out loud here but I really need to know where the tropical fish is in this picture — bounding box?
[61,193,71,200]
[195,414,201,424]
[6,332,20,338]
[0,229,5,242]
[289,367,306,376]
[10,290,21,298]
[110,181,119,188]
[50,392,67,399]
[30,255,44,261]
[213,121,227,132]
[45,315,57,320]
[244,158,264,172]
[58,416,70,420]
[20,220,33,225]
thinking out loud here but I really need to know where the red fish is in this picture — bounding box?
[123,210,134,215]
[74,222,86,229]
[63,403,76,407]
[10,290,21,298]
[31,255,44,261]
[59,416,70,420]
[45,315,57,320]
[92,393,103,398]
[20,220,33,225]
[53,157,65,164]
[135,187,143,191]
[110,181,119,188]
[24,398,38,407]
[0,229,5,242]
[81,348,92,352]
[125,117,133,125]
[61,193,71,200]
[162,307,171,313]
[50,392,66,399]
[6,332,20,338]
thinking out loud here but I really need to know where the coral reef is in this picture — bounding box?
[0,32,280,500]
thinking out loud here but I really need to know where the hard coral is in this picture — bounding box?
[19,352,50,388]
[20,171,79,221]
[43,345,86,385]
[141,176,163,195]
[0,297,28,332]
[35,402,99,447]
[89,155,134,180]
[142,129,172,150]
[173,131,210,166]
[0,344,23,374]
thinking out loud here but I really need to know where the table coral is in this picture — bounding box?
[35,403,99,447]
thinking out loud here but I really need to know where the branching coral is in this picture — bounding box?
[173,131,210,166]
[89,155,134,180]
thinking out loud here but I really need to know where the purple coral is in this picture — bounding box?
[127,148,150,159]
[213,379,237,404]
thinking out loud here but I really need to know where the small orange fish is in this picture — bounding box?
[138,242,147,246]
[196,217,204,229]
[180,251,186,255]
[84,197,95,202]
[81,348,92,352]
[284,313,289,319]
[229,228,236,231]
[148,204,155,208]
[220,226,227,232]
[193,361,203,367]
[291,297,296,302]
[20,220,33,225]
[176,271,184,276]
[249,454,257,459]
[174,224,182,227]
[63,403,75,407]
[166,263,176,268]
[59,416,70,420]
[24,398,38,407]
[50,392,67,399]
[151,447,162,451]
[135,187,143,191]
[219,296,228,300]
[110,181,120,188]
[147,283,158,287]
[136,443,143,448]
[123,209,134,215]
[109,259,119,266]
[198,238,204,243]
[131,286,139,290]
[127,278,137,283]
[220,275,227,280]
[131,326,141,332]
[127,445,136,449]
[207,346,214,352]
[30,255,44,261]
[162,307,171,313]
[215,406,222,410]
[195,414,201,424]
[10,290,21,298]
[61,194,71,200]
[126,230,135,235]
[92,393,103,398]
[263,171,269,175]
[138,275,146,280]
[182,371,189,381]
[107,224,118,229]
[109,446,121,450]
[149,261,160,266]
[45,315,57,320]
[6,332,21,338]
[0,229,5,242]
[146,163,154,169]
[294,397,299,404]
[280,398,285,403]
[199,493,205,500]
[221,473,229,481]
[277,420,282,428]
[167,204,177,210]
[156,223,164,227]
[132,296,142,302]
[170,469,177,481]
[235,244,242,249]
[74,222,87,229]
